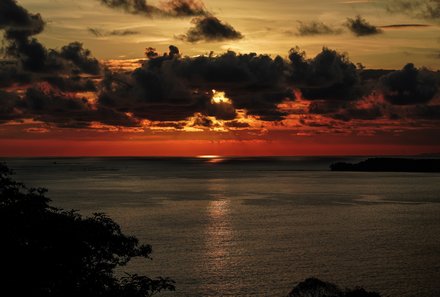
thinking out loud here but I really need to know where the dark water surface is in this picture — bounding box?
[4,157,440,297]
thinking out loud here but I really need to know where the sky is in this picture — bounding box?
[1,0,440,156]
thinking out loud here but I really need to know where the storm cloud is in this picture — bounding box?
[177,16,244,42]
[345,16,382,36]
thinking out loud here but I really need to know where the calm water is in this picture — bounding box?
[4,157,440,297]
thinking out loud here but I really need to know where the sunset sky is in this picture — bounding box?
[1,0,440,156]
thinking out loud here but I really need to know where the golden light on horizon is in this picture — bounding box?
[197,155,226,164]
[197,155,222,158]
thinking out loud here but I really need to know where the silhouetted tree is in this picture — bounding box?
[0,163,175,297]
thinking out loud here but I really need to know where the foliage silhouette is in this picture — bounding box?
[0,163,175,297]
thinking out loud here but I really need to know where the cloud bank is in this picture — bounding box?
[1,0,439,133]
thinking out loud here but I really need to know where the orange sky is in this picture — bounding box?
[2,128,439,156]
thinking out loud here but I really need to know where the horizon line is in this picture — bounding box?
[1,153,439,158]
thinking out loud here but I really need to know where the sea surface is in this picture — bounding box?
[3,157,440,297]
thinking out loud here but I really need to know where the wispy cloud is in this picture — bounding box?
[385,0,440,21]
[296,21,342,36]
[88,27,140,37]
[98,0,209,18]
[380,23,430,28]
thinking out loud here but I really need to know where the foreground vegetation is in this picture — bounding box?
[0,163,175,297]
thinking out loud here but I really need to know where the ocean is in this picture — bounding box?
[3,157,440,297]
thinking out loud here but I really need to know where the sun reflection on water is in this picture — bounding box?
[203,179,234,273]
[208,199,229,219]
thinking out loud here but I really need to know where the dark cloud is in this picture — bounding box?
[44,76,97,92]
[16,86,140,128]
[88,27,103,37]
[359,69,394,81]
[98,0,159,16]
[0,90,21,123]
[289,47,364,101]
[109,29,140,36]
[308,101,347,115]
[160,0,208,17]
[59,42,101,75]
[309,96,387,122]
[0,0,101,102]
[0,0,45,37]
[98,0,209,17]
[171,50,294,120]
[10,86,95,128]
[153,121,186,129]
[345,16,382,36]
[177,16,244,42]
[309,70,440,121]
[206,101,237,120]
[296,21,341,36]
[0,1,101,76]
[5,38,60,72]
[225,120,250,128]
[88,27,140,37]
[98,46,294,122]
[379,63,439,105]
[1,0,439,130]
[0,0,57,73]
[0,1,128,129]
[0,61,32,87]
[98,48,208,121]
[411,104,440,120]
[385,0,440,20]
[332,104,384,121]
[191,114,215,128]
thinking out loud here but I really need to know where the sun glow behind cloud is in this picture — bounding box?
[211,90,232,104]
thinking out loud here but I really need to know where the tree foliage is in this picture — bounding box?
[0,163,175,297]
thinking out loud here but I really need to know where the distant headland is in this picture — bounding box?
[330,158,440,172]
